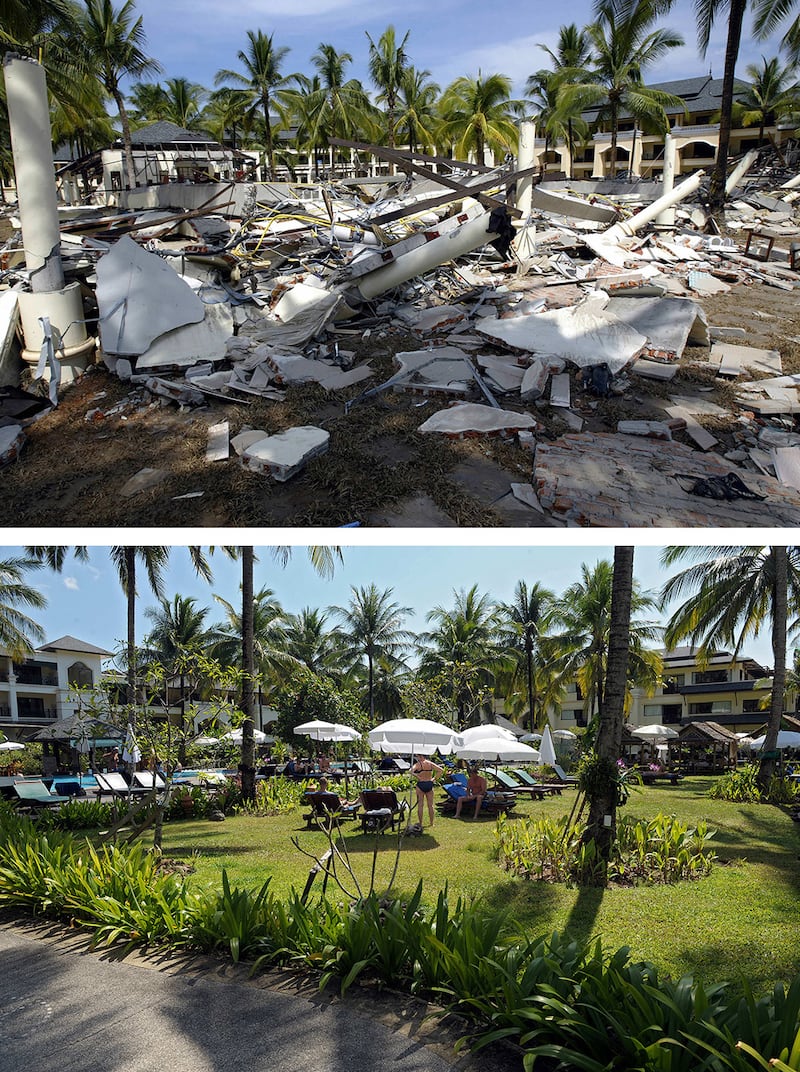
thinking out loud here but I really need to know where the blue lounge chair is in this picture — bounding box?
[13,779,70,811]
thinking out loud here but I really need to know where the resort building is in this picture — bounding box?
[554,645,782,736]
[0,636,112,742]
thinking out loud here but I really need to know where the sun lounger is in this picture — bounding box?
[302,791,360,829]
[492,768,561,799]
[13,779,70,811]
[551,763,579,787]
[439,780,516,817]
[359,788,409,833]
[95,771,151,800]
[131,771,168,792]
[510,768,564,795]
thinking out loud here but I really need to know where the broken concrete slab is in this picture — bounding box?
[711,342,783,377]
[618,420,673,439]
[687,270,730,296]
[135,300,234,371]
[394,304,466,334]
[477,355,526,393]
[417,402,537,438]
[477,291,646,375]
[520,357,565,401]
[631,358,679,381]
[511,482,545,512]
[549,373,571,408]
[231,429,270,456]
[772,447,800,491]
[534,432,800,526]
[206,421,229,462]
[394,347,472,392]
[241,426,329,481]
[95,235,205,355]
[665,405,718,450]
[604,295,708,362]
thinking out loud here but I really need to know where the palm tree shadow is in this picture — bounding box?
[561,882,606,949]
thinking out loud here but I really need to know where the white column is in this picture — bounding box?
[656,133,677,227]
[4,54,65,292]
[604,169,705,241]
[725,149,759,195]
[8,662,18,722]
[516,121,536,216]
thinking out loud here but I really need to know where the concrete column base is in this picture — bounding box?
[18,282,97,384]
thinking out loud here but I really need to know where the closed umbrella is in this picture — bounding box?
[122,722,141,766]
[539,724,557,768]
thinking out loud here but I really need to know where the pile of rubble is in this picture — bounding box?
[2,139,800,526]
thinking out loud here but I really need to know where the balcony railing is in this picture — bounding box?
[670,123,720,136]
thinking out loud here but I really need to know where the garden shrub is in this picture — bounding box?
[496,812,715,885]
[708,765,800,805]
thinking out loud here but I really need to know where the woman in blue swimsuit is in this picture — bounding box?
[411,754,444,828]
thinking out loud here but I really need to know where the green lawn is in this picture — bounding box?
[160,777,800,995]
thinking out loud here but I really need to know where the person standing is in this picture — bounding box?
[411,754,444,828]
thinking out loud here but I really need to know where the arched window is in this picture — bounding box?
[68,661,93,688]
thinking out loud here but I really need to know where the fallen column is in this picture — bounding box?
[603,170,705,243]
[655,133,677,228]
[725,149,759,194]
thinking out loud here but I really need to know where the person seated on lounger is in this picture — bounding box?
[314,777,358,807]
[454,764,488,819]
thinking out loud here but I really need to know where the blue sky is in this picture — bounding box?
[133,0,787,100]
[9,542,783,670]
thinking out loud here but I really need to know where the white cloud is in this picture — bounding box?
[64,577,79,591]
[430,33,560,96]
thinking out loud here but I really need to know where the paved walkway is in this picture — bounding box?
[0,920,520,1072]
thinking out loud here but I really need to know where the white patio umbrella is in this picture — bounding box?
[368,717,457,756]
[454,734,541,763]
[0,740,25,751]
[295,719,362,795]
[749,731,800,750]
[193,736,220,747]
[632,724,680,740]
[220,727,272,745]
[553,729,578,741]
[521,732,543,743]
[539,724,558,767]
[456,725,519,745]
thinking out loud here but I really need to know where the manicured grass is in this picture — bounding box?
[160,777,800,995]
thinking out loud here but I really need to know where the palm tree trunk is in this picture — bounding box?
[263,96,275,180]
[525,635,535,735]
[568,119,574,180]
[126,547,136,722]
[759,546,788,789]
[113,88,137,191]
[583,546,634,867]
[240,546,256,802]
[709,0,746,212]
[610,103,619,179]
[368,650,375,722]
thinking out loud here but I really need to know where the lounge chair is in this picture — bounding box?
[95,771,151,801]
[359,788,409,833]
[302,791,360,829]
[510,768,564,796]
[551,763,579,787]
[132,771,168,792]
[439,780,516,817]
[13,779,70,811]
[492,768,562,799]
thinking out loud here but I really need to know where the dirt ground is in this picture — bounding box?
[3,268,800,530]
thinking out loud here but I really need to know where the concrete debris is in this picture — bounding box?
[240,426,329,480]
[417,402,537,438]
[5,122,800,527]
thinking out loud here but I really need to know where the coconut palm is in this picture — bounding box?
[526,69,589,177]
[738,56,799,144]
[128,81,169,124]
[438,72,522,165]
[366,25,410,153]
[556,0,684,177]
[418,585,509,729]
[535,23,594,177]
[78,0,162,190]
[553,559,662,722]
[330,585,413,723]
[755,0,800,68]
[396,67,441,154]
[209,586,288,677]
[661,545,800,787]
[215,29,295,179]
[582,546,636,869]
[283,607,343,678]
[161,77,206,130]
[498,581,558,733]
[0,556,48,659]
[202,87,253,150]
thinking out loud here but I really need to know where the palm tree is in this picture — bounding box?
[0,556,48,659]
[215,30,294,179]
[161,77,206,130]
[366,25,410,154]
[582,546,635,870]
[78,0,162,190]
[418,585,509,728]
[557,0,684,177]
[526,69,589,177]
[144,594,211,761]
[396,67,441,154]
[26,547,211,720]
[209,586,287,677]
[754,0,800,72]
[283,607,343,678]
[202,87,253,150]
[738,56,799,144]
[499,581,557,733]
[128,81,169,124]
[535,23,594,177]
[438,72,522,165]
[553,559,662,722]
[661,545,800,787]
[330,584,413,723]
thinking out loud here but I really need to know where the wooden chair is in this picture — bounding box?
[359,788,409,833]
[302,791,360,829]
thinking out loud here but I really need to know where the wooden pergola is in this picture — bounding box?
[667,721,738,773]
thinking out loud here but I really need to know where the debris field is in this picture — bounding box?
[3,144,800,528]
